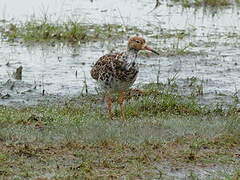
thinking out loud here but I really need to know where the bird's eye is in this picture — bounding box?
[135,40,141,43]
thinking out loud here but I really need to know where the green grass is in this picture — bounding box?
[0,84,240,179]
[0,19,143,44]
[0,18,201,57]
[171,0,232,7]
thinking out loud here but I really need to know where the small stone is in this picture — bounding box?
[14,66,23,80]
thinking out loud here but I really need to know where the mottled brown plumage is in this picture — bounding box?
[91,52,138,91]
[91,36,159,120]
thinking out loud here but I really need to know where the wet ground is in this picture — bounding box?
[1,1,240,179]
[1,0,240,106]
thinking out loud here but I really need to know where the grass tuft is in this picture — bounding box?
[0,19,142,44]
[171,0,232,7]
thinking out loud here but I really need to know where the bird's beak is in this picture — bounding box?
[143,45,160,55]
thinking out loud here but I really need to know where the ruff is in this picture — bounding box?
[90,36,159,120]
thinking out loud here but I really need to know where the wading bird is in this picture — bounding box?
[91,36,159,120]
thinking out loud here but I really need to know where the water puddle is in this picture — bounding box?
[1,0,240,106]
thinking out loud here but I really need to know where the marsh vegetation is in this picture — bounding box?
[0,20,143,44]
[0,0,240,179]
[170,0,234,7]
[0,84,240,179]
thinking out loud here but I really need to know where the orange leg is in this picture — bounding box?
[118,91,126,120]
[105,94,113,120]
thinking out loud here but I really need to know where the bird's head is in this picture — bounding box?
[127,36,159,55]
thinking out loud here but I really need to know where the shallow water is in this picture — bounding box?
[1,0,240,106]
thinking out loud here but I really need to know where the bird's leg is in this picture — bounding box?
[118,91,126,120]
[105,94,113,120]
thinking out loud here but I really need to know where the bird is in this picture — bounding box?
[91,36,159,120]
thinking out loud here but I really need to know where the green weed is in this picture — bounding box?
[171,0,232,7]
[0,83,239,179]
[0,19,141,44]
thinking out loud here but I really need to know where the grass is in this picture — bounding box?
[170,0,233,8]
[0,19,143,44]
[0,83,240,179]
[0,1,240,179]
[0,18,201,57]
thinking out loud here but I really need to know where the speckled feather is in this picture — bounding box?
[90,36,159,93]
[90,37,159,119]
[90,52,139,91]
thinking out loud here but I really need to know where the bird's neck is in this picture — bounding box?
[125,48,139,62]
